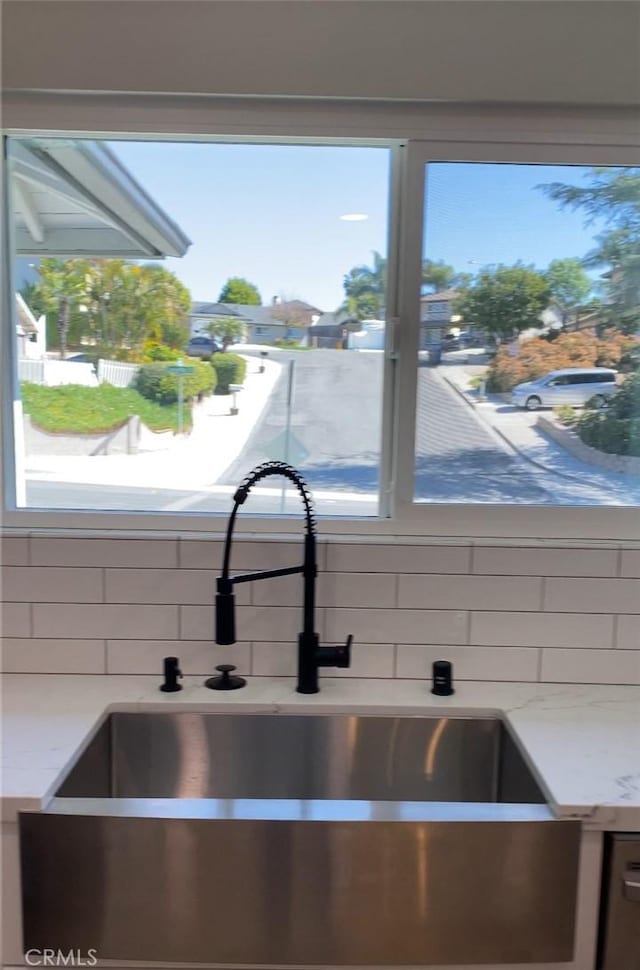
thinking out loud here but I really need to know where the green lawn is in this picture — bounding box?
[21,382,191,434]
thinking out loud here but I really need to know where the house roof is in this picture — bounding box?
[420,289,459,303]
[11,138,191,259]
[16,293,39,335]
[191,300,324,327]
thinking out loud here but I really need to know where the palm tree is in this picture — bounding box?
[33,259,88,358]
[338,250,386,319]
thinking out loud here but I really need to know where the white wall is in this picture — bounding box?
[2,1,639,106]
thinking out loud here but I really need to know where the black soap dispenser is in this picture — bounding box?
[160,656,183,692]
[431,660,454,696]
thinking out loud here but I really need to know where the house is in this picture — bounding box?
[15,293,45,359]
[419,289,462,347]
[190,298,322,345]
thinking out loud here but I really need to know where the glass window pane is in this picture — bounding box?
[9,138,390,516]
[415,162,640,507]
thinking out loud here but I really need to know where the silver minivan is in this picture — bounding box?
[511,367,618,410]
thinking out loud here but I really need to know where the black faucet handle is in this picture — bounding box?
[317,635,353,670]
[336,634,353,668]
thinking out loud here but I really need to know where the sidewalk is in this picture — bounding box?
[440,363,640,504]
[25,356,282,491]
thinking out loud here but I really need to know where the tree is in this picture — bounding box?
[30,259,192,359]
[205,316,247,351]
[545,258,592,327]
[338,250,386,320]
[422,259,456,293]
[33,258,90,358]
[455,264,551,341]
[539,168,640,336]
[218,277,262,305]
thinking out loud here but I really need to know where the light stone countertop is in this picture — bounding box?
[2,674,639,829]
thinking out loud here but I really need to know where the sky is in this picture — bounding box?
[110,141,613,311]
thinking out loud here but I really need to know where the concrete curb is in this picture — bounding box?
[439,371,586,484]
[538,415,640,479]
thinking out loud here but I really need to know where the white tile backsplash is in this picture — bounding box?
[1,638,105,674]
[0,536,29,566]
[252,641,394,678]
[620,549,640,578]
[544,578,640,614]
[2,566,102,603]
[105,568,249,605]
[470,611,615,649]
[616,615,639,649]
[326,608,467,645]
[396,644,539,682]
[2,535,638,685]
[32,603,178,640]
[540,648,640,685]
[106,639,250,675]
[31,537,178,568]
[399,574,542,611]
[472,546,618,577]
[327,542,470,574]
[1,603,31,637]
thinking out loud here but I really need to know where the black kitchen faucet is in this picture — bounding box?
[212,461,352,693]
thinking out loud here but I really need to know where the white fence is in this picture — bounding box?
[19,358,98,387]
[97,359,140,388]
[19,358,140,389]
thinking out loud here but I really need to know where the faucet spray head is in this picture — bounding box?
[215,578,236,645]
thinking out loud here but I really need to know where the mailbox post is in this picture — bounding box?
[166,358,195,434]
[229,383,243,416]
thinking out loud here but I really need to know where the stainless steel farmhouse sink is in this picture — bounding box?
[20,713,580,966]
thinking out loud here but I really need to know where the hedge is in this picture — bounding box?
[135,360,216,405]
[212,353,247,394]
[486,331,638,393]
[575,372,640,456]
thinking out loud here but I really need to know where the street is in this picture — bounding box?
[24,350,640,513]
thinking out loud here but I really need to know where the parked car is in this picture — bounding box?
[186,335,221,359]
[510,367,618,411]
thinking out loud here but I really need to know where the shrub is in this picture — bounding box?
[575,372,640,456]
[135,360,216,405]
[212,353,247,394]
[142,341,181,362]
[486,330,639,392]
[554,405,577,427]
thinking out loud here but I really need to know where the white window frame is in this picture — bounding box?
[2,94,639,540]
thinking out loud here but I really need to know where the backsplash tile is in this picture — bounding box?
[106,639,250,676]
[252,641,394,678]
[616,615,639,649]
[396,644,539,682]
[399,574,542,612]
[2,566,102,604]
[539,648,640,685]
[32,603,179,640]
[2,535,638,685]
[544,578,640,614]
[0,536,29,566]
[472,546,618,577]
[470,611,615,649]
[2,638,105,674]
[327,542,470,574]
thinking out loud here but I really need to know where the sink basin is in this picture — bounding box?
[20,712,580,965]
[55,712,545,803]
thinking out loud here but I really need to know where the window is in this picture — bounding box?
[2,114,639,538]
[412,154,640,511]
[6,137,390,518]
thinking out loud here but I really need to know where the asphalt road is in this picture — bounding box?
[220,350,384,494]
[221,350,551,504]
[24,350,619,512]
